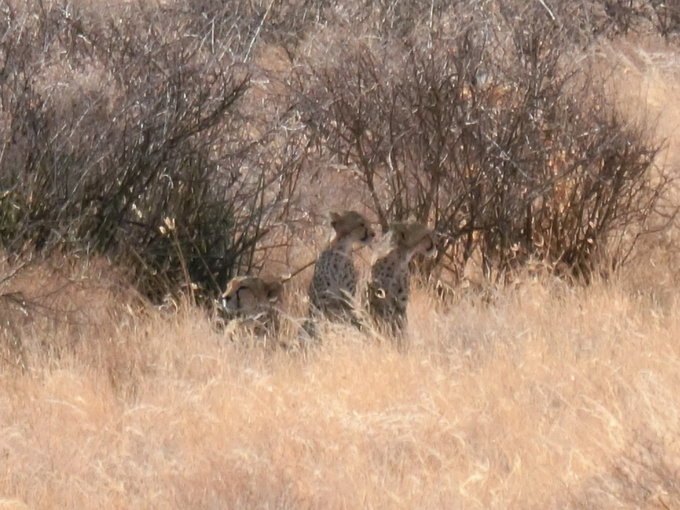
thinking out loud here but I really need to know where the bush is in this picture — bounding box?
[0,1,305,301]
[292,0,675,281]
[0,0,675,303]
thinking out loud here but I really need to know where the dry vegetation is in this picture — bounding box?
[2,0,680,508]
[1,272,680,509]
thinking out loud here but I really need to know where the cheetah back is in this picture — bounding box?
[368,253,410,330]
[309,249,358,318]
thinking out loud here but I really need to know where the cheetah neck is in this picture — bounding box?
[379,248,411,269]
[330,236,356,255]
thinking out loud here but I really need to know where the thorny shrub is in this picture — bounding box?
[0,1,306,301]
[0,0,678,311]
[293,0,676,281]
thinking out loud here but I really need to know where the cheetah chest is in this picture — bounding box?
[310,250,358,306]
[370,256,410,312]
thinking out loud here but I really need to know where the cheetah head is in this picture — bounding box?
[220,276,283,313]
[329,210,375,246]
[388,221,437,258]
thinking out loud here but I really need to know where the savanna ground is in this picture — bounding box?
[2,1,680,509]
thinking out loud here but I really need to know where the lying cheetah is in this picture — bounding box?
[303,210,375,337]
[219,275,283,337]
[367,222,436,336]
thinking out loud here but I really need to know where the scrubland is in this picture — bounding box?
[2,1,680,509]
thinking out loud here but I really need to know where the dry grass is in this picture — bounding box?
[0,267,679,509]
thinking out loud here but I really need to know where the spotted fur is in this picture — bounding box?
[219,276,283,336]
[368,222,436,335]
[304,210,375,337]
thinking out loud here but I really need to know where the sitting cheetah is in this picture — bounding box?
[219,275,283,337]
[367,222,436,336]
[303,210,375,337]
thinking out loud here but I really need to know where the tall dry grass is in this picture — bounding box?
[1,266,679,509]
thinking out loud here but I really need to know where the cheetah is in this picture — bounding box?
[367,222,436,336]
[219,275,283,337]
[303,210,375,337]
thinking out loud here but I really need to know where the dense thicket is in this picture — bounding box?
[293,0,675,280]
[0,0,676,301]
[0,1,306,300]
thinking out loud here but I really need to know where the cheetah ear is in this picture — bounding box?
[265,280,283,302]
[392,224,406,243]
[222,276,243,298]
[329,211,341,229]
